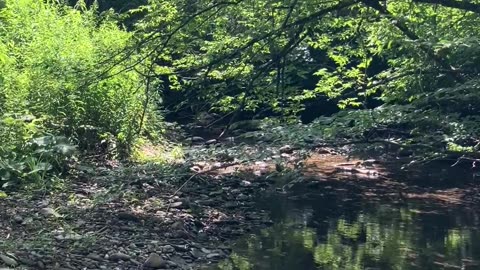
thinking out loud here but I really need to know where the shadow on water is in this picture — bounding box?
[209,188,480,270]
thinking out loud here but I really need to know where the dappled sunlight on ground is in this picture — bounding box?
[190,147,480,208]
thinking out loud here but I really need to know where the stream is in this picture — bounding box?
[208,185,480,270]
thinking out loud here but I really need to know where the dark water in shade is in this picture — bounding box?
[209,190,480,270]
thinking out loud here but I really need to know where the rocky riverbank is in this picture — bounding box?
[0,159,279,270]
[2,130,480,270]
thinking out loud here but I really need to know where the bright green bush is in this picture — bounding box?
[0,0,157,187]
[0,0,151,146]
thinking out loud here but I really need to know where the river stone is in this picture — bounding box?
[0,254,17,267]
[171,221,184,231]
[172,230,189,239]
[39,207,61,218]
[200,199,217,206]
[87,253,102,261]
[170,201,184,208]
[191,137,205,144]
[240,180,251,187]
[37,261,45,269]
[200,248,211,254]
[172,244,188,252]
[16,256,36,266]
[230,120,262,131]
[303,137,315,144]
[197,232,208,241]
[13,215,23,224]
[117,212,140,222]
[209,190,223,196]
[144,253,166,269]
[54,232,83,240]
[206,253,222,260]
[363,159,380,166]
[224,137,235,142]
[279,145,294,154]
[161,245,175,253]
[205,139,217,145]
[190,248,203,259]
[237,193,249,201]
[224,202,237,209]
[109,252,131,261]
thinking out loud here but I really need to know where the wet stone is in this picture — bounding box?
[13,215,23,224]
[0,254,17,267]
[16,256,36,266]
[279,145,294,154]
[39,207,60,218]
[87,253,102,261]
[240,180,252,187]
[170,201,184,208]
[117,212,140,222]
[144,253,166,269]
[206,253,223,260]
[109,252,131,261]
[205,139,217,145]
[224,202,237,209]
[37,261,45,269]
[173,244,188,252]
[191,137,205,144]
[161,245,175,253]
[190,248,203,259]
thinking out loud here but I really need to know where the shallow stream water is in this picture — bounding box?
[209,188,480,270]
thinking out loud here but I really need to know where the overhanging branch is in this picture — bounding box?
[413,0,480,13]
[364,0,465,83]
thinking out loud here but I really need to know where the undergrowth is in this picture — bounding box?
[0,0,160,190]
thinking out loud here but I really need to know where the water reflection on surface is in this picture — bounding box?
[211,192,480,270]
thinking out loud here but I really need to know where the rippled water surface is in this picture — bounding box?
[210,189,480,270]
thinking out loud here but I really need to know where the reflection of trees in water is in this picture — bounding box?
[215,198,480,270]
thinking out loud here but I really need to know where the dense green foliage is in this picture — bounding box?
[0,0,159,187]
[127,0,479,161]
[129,0,479,110]
[1,0,479,188]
